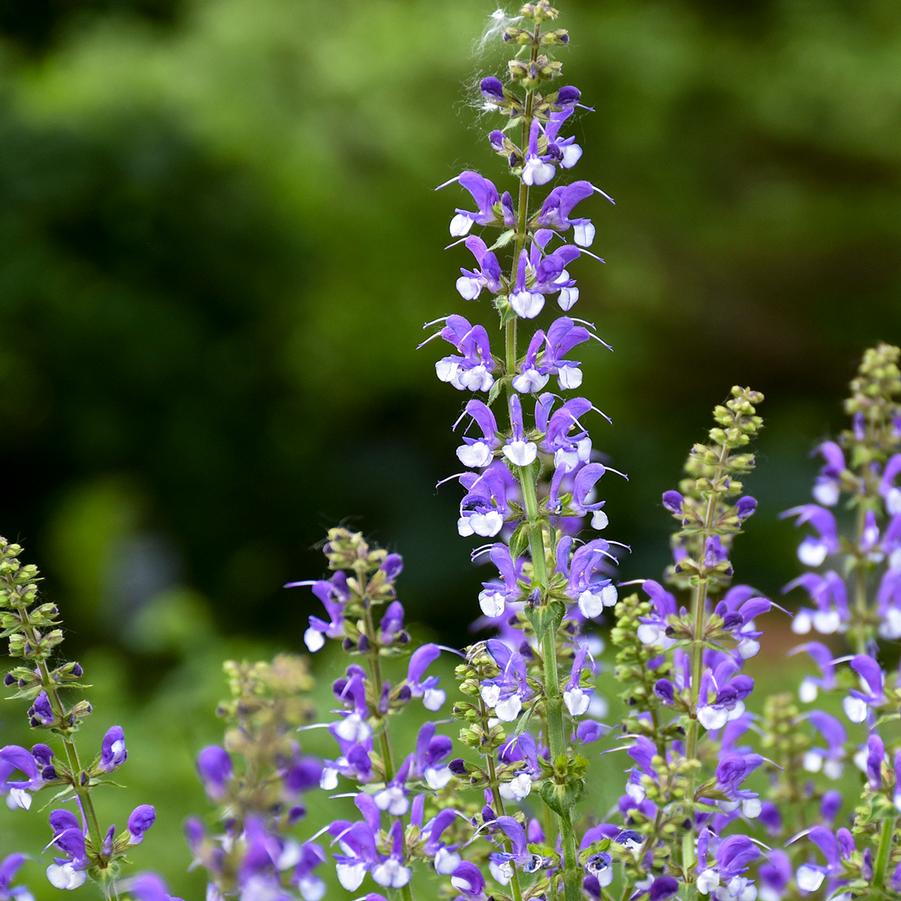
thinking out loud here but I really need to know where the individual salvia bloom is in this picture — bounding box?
[783,343,901,649]
[187,654,325,901]
[429,4,628,900]
[604,391,770,898]
[0,854,32,901]
[0,537,157,891]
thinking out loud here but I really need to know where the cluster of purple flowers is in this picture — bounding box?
[600,388,774,900]
[427,2,627,899]
[285,529,456,901]
[755,344,901,900]
[2,4,901,901]
[188,655,326,900]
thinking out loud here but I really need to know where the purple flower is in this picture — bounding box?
[759,850,792,897]
[479,77,504,103]
[806,710,846,778]
[475,543,524,618]
[0,746,39,809]
[0,854,29,901]
[662,490,684,515]
[534,180,613,248]
[520,119,556,186]
[412,723,453,790]
[457,461,517,537]
[704,535,730,568]
[781,504,839,568]
[790,641,837,701]
[454,400,500,469]
[285,572,350,652]
[128,804,157,845]
[785,571,848,636]
[118,874,184,901]
[843,654,885,723]
[283,755,322,795]
[584,852,613,889]
[866,733,885,788]
[697,661,754,730]
[796,825,854,893]
[455,236,503,301]
[196,746,233,800]
[47,809,88,890]
[647,875,679,900]
[27,692,54,728]
[812,440,845,506]
[439,171,515,237]
[556,536,618,618]
[100,725,127,772]
[450,861,485,897]
[406,643,446,710]
[563,644,593,716]
[502,395,538,467]
[425,315,496,393]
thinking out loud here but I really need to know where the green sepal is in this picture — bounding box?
[540,774,586,815]
[524,599,565,644]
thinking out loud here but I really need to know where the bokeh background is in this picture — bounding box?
[0,0,900,893]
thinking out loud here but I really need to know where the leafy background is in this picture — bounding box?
[0,0,899,894]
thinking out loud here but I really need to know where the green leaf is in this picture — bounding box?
[487,378,506,407]
[489,229,515,251]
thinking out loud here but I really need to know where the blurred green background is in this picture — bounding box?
[0,0,900,893]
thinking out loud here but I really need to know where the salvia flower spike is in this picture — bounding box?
[0,536,157,894]
[431,2,622,899]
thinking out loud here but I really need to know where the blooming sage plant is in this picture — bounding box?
[1,4,900,901]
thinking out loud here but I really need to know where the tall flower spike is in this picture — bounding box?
[286,529,467,901]
[186,654,324,899]
[0,537,156,893]
[432,3,621,900]
[783,343,901,651]
[609,389,768,898]
[773,345,901,898]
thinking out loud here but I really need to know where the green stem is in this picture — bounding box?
[498,24,581,901]
[480,696,525,901]
[873,816,896,894]
[681,444,730,888]
[519,464,581,901]
[19,621,105,860]
[361,575,414,901]
[852,501,870,655]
